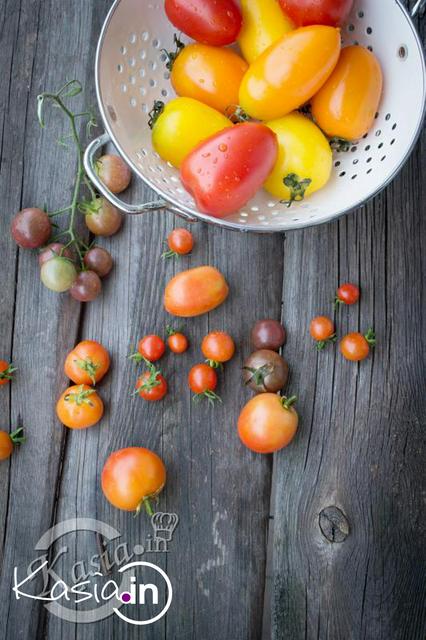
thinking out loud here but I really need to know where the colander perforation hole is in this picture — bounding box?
[357,10,364,18]
[398,45,408,60]
[366,157,372,163]
[130,97,137,107]
[149,78,156,87]
[380,156,386,162]
[367,168,372,174]
[392,123,397,130]
[390,139,396,146]
[353,159,359,165]
[128,57,136,67]
[164,71,170,80]
[351,174,357,180]
[129,33,137,44]
[348,23,355,32]
[366,27,372,34]
[367,45,373,52]
[339,171,346,177]
[120,46,127,55]
[120,83,127,93]
[140,87,146,96]
[365,145,371,151]
[152,38,160,48]
[140,50,147,60]
[335,161,341,167]
[375,129,381,137]
[117,64,123,73]
[142,31,149,41]
[378,142,384,149]
[385,113,391,121]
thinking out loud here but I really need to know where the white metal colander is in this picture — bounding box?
[84,0,426,232]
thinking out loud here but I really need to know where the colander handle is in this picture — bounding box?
[411,0,425,17]
[83,133,197,221]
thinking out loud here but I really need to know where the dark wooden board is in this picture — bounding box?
[0,1,425,639]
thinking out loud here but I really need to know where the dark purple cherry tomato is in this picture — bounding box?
[96,155,132,194]
[243,349,289,393]
[251,320,286,351]
[85,198,123,237]
[38,243,73,266]
[11,208,51,249]
[165,0,242,46]
[83,247,113,278]
[70,271,102,302]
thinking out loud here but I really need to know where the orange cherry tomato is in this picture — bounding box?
[171,43,248,114]
[135,371,168,402]
[335,282,360,306]
[167,327,189,354]
[0,360,17,386]
[239,25,341,121]
[0,428,25,461]
[163,228,194,258]
[188,363,221,404]
[164,266,229,317]
[311,46,383,141]
[101,447,166,515]
[64,340,110,386]
[132,335,166,363]
[56,385,104,429]
[238,394,298,454]
[201,331,235,367]
[340,330,375,361]
[310,316,336,350]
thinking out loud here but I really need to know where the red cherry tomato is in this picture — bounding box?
[164,0,242,46]
[279,0,354,27]
[181,123,278,218]
[131,335,166,363]
[188,363,221,404]
[135,371,168,401]
[336,283,360,307]
[163,228,194,258]
[0,360,17,386]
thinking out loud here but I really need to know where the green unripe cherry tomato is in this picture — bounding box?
[40,256,77,292]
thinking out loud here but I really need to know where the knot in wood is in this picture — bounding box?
[319,506,350,543]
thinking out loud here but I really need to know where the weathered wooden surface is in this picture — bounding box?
[0,1,424,639]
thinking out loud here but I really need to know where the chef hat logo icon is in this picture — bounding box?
[151,513,179,542]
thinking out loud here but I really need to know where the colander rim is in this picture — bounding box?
[94,0,426,233]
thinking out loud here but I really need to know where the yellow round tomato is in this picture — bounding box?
[171,44,248,114]
[151,97,232,168]
[264,113,332,202]
[238,0,294,64]
[239,25,341,121]
[311,46,383,141]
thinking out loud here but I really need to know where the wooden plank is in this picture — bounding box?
[45,173,284,637]
[0,1,106,638]
[267,82,426,640]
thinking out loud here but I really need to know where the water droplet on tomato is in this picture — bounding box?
[218,144,228,152]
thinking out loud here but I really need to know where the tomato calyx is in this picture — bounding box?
[243,363,274,387]
[73,357,100,385]
[316,334,337,351]
[329,136,352,152]
[225,105,251,124]
[280,395,297,411]
[79,197,102,217]
[161,34,185,71]
[364,328,376,347]
[193,389,222,407]
[161,244,179,260]
[9,427,26,446]
[166,325,182,337]
[281,173,312,207]
[64,385,95,407]
[0,363,17,381]
[205,359,223,370]
[148,100,165,129]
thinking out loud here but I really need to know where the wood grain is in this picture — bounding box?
[0,1,424,639]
